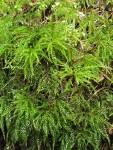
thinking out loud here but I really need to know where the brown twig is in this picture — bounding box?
[94,86,110,95]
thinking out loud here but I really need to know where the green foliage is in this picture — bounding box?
[0,0,113,150]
